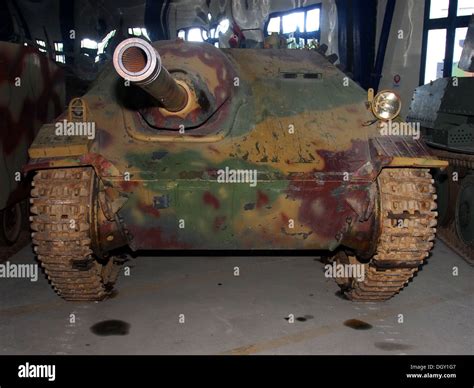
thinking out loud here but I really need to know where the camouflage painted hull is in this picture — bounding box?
[26,41,443,253]
[25,40,447,301]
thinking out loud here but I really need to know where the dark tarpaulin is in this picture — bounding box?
[59,0,75,65]
[0,1,14,41]
[145,0,171,41]
[336,0,377,90]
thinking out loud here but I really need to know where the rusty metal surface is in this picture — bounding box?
[30,168,118,301]
[336,169,437,301]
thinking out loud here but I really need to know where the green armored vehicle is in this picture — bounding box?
[26,38,447,301]
[408,16,474,265]
[408,77,474,264]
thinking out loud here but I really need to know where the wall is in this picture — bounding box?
[376,0,426,117]
[13,0,62,45]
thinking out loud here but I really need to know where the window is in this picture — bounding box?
[80,30,117,63]
[177,19,229,46]
[128,27,150,40]
[54,42,63,52]
[453,27,471,76]
[282,12,305,34]
[80,38,98,62]
[264,5,321,48]
[208,19,230,46]
[421,0,473,84]
[215,19,230,36]
[97,30,116,55]
[177,27,209,43]
[187,28,204,42]
[429,0,450,19]
[267,17,280,34]
[457,0,474,16]
[81,38,98,49]
[424,29,447,83]
[306,9,321,32]
[35,39,47,53]
[53,41,64,64]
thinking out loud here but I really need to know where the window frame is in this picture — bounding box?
[263,4,322,47]
[177,27,207,42]
[53,41,65,64]
[35,39,47,54]
[420,0,471,85]
[127,27,150,40]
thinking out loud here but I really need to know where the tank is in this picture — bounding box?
[407,16,474,265]
[0,42,65,245]
[25,37,447,301]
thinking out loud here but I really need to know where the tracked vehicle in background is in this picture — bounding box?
[408,16,474,265]
[25,37,447,301]
[0,42,64,245]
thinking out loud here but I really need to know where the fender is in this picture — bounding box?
[370,136,449,170]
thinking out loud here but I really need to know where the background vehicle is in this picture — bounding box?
[408,15,474,265]
[0,42,64,245]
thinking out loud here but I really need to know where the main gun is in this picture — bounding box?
[113,38,189,112]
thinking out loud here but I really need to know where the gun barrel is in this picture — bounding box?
[113,38,188,112]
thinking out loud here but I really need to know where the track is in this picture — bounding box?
[431,150,474,265]
[338,168,437,301]
[30,167,115,301]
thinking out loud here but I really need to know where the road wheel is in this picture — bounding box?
[0,202,23,246]
[455,175,474,247]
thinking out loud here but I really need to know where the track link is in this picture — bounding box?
[30,168,111,301]
[340,168,437,301]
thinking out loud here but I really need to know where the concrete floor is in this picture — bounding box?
[0,240,472,355]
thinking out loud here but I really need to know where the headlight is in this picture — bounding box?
[371,90,402,121]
